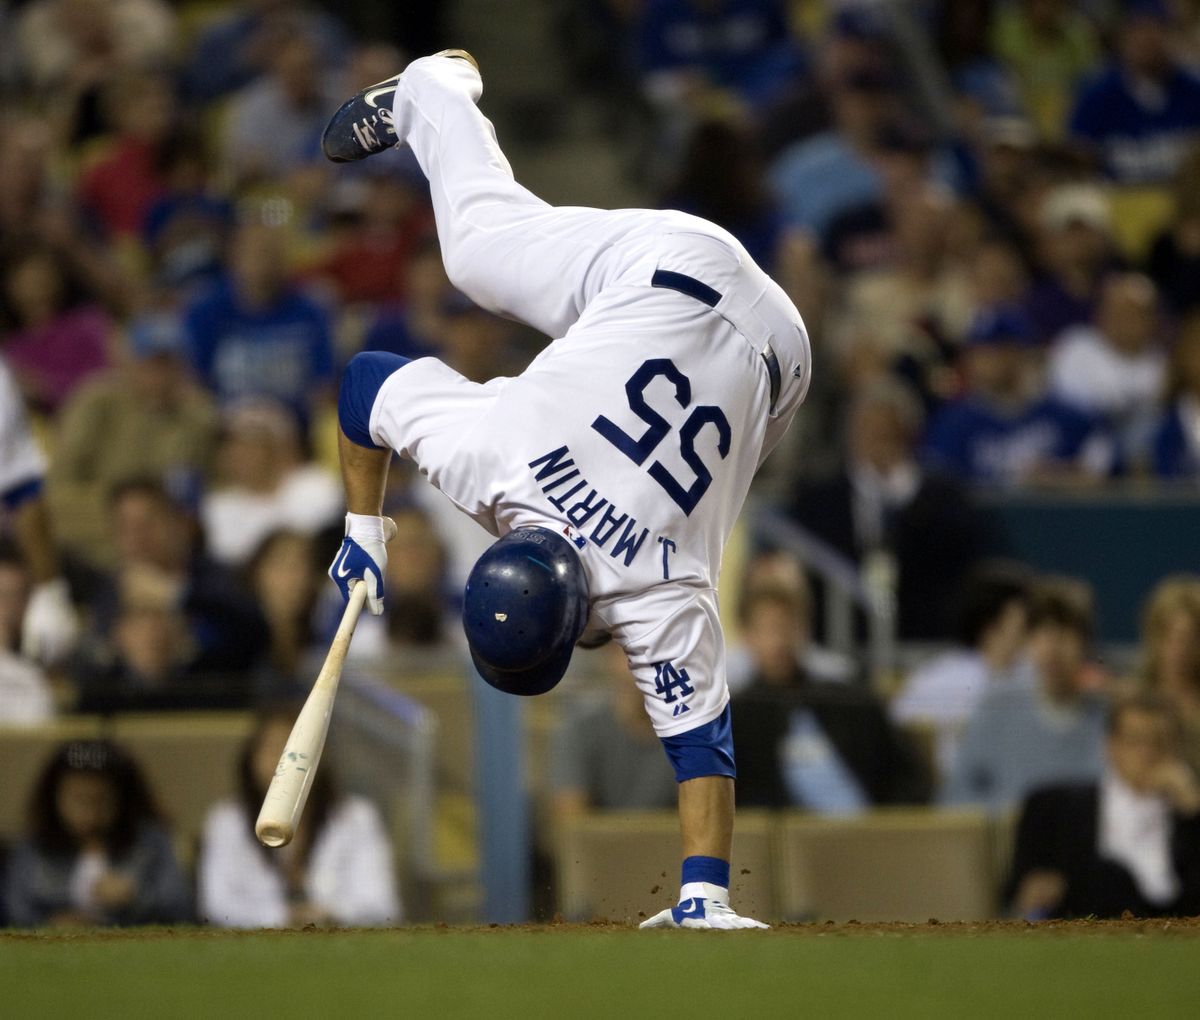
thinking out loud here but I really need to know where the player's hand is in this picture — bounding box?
[640,893,768,930]
[328,513,397,615]
[20,578,79,664]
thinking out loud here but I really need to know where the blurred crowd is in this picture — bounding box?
[3,0,1200,927]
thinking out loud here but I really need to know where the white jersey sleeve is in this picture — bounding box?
[0,358,45,505]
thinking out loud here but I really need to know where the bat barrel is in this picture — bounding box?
[254,581,368,848]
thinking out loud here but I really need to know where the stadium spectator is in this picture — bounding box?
[0,541,55,724]
[991,0,1100,141]
[184,0,351,104]
[970,237,1033,322]
[1048,273,1167,469]
[13,0,175,153]
[12,0,176,107]
[636,0,803,114]
[47,312,219,568]
[436,296,527,384]
[140,130,234,297]
[756,7,891,161]
[382,506,459,656]
[197,709,400,927]
[182,220,335,425]
[724,552,856,693]
[73,574,209,713]
[1137,577,1200,772]
[0,114,132,314]
[788,378,997,641]
[76,70,177,241]
[221,31,342,186]
[1146,146,1200,316]
[362,238,454,360]
[922,305,1115,487]
[2,739,190,927]
[943,580,1107,812]
[891,564,1034,777]
[838,186,974,385]
[933,0,1021,119]
[1068,0,1200,185]
[549,641,678,815]
[0,240,112,413]
[660,116,788,273]
[309,168,434,307]
[1025,183,1119,344]
[1008,694,1200,919]
[200,398,342,568]
[84,478,264,680]
[1152,312,1200,478]
[246,530,323,691]
[770,67,902,243]
[731,582,930,811]
[956,116,1040,250]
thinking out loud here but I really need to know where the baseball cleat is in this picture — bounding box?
[321,49,480,163]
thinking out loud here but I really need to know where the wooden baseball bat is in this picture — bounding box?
[255,581,368,848]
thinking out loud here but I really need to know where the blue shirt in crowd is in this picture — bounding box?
[638,0,802,105]
[1153,401,1200,480]
[183,278,334,422]
[770,133,882,239]
[923,395,1113,486]
[1069,65,1200,184]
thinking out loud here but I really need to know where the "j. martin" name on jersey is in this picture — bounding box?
[528,446,650,568]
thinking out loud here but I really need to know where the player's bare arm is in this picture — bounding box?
[338,426,389,516]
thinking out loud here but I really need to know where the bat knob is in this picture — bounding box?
[256,822,292,848]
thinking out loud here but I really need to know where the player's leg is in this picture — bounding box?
[325,52,646,339]
[393,54,629,339]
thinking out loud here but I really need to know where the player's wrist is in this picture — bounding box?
[344,512,388,542]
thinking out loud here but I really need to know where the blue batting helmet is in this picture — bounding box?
[463,527,590,696]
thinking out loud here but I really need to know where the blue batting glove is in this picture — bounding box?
[639,882,768,930]
[329,513,398,616]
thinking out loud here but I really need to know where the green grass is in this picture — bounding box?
[5,926,1199,1019]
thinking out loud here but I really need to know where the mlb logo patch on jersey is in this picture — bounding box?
[562,525,587,550]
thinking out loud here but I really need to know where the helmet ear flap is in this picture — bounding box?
[463,527,590,696]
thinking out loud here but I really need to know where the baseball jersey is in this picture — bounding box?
[367,226,810,737]
[0,356,46,507]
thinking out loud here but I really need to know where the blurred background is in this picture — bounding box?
[2,0,1200,929]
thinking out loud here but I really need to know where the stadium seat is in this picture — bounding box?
[556,809,776,923]
[777,809,999,922]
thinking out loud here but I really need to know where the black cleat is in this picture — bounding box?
[321,50,480,163]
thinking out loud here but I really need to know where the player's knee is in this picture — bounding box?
[440,242,476,297]
[338,351,411,449]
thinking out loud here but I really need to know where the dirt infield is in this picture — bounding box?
[6,914,1200,942]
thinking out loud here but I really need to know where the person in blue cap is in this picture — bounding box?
[923,305,1115,486]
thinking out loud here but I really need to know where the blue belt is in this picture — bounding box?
[651,268,781,412]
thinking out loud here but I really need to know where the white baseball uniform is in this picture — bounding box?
[366,56,810,737]
[0,356,46,504]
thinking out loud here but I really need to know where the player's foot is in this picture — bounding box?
[321,49,481,163]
